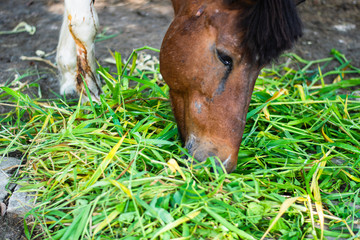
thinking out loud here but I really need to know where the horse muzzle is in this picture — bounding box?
[184,133,239,173]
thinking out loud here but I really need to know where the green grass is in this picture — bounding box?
[0,47,359,240]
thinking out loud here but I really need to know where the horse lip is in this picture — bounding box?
[184,134,228,163]
[185,134,197,154]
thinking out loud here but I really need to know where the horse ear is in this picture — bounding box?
[294,0,305,5]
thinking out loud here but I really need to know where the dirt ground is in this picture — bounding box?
[0,0,359,102]
[0,0,359,239]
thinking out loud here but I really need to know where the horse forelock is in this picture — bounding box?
[238,0,303,66]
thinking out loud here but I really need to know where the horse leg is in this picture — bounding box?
[56,0,102,102]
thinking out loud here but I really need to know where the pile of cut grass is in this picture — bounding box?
[0,48,359,240]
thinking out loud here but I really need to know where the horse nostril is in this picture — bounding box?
[216,49,233,68]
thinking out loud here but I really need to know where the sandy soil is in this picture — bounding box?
[0,0,359,238]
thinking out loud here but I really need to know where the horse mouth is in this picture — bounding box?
[184,134,236,173]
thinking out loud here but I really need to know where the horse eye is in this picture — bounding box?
[216,50,233,67]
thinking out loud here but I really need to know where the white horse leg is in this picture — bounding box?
[56,0,101,102]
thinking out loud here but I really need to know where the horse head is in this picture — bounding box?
[160,0,304,173]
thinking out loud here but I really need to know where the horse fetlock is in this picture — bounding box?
[59,72,77,95]
[65,0,98,38]
[75,72,102,103]
[57,0,100,102]
[67,16,98,44]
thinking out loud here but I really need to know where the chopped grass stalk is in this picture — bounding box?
[0,48,359,239]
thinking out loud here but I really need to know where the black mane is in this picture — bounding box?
[240,0,303,66]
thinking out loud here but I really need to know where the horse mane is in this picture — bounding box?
[239,0,303,66]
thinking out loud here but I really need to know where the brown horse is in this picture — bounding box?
[56,0,304,173]
[160,0,304,173]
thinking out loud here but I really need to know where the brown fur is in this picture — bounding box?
[160,0,303,172]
